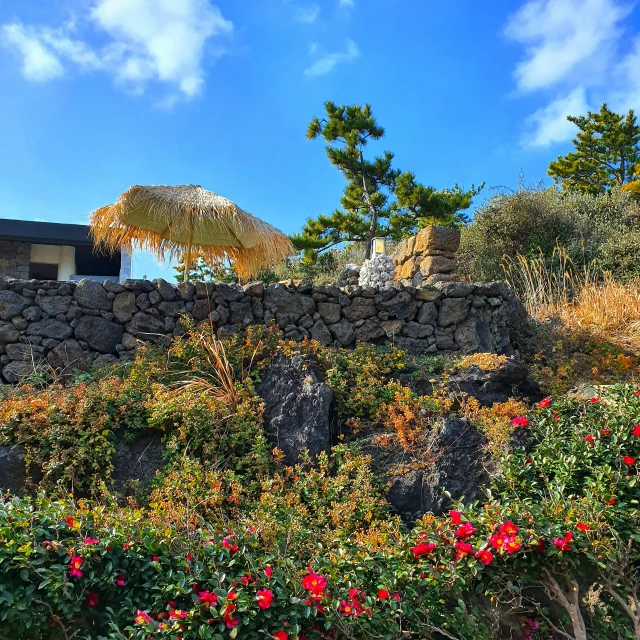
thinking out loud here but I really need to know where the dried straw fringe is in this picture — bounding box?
[89,185,294,278]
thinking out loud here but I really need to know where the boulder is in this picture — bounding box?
[355,319,386,342]
[0,290,29,320]
[394,336,434,355]
[75,316,123,353]
[437,297,470,327]
[401,322,434,339]
[386,418,487,520]
[73,279,111,310]
[48,339,86,370]
[113,292,137,323]
[377,291,416,319]
[2,360,46,383]
[6,343,42,361]
[454,316,493,353]
[419,255,458,277]
[327,319,356,346]
[257,354,333,464]
[176,281,196,301]
[447,358,541,406]
[26,319,73,340]
[243,281,264,297]
[343,297,376,322]
[417,301,437,324]
[192,298,214,321]
[157,301,187,317]
[317,302,342,325]
[229,300,254,325]
[112,436,166,494]
[0,321,19,343]
[434,281,475,297]
[153,278,176,301]
[124,312,168,341]
[309,320,333,346]
[263,284,315,327]
[414,225,461,254]
[0,445,26,494]
[36,294,72,316]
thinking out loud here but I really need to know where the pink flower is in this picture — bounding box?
[539,397,551,408]
[69,555,83,578]
[553,531,573,551]
[116,573,125,587]
[84,537,99,545]
[265,566,273,579]
[449,510,462,525]
[511,416,529,427]
[199,591,218,607]
[504,536,521,554]
[134,610,151,625]
[498,521,519,536]
[454,540,474,559]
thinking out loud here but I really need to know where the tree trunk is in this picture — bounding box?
[359,150,378,260]
[543,570,588,640]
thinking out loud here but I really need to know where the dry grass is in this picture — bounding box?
[504,248,640,353]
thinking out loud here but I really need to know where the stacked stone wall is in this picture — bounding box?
[0,276,527,383]
[0,241,31,280]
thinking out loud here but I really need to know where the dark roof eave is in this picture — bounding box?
[0,219,94,247]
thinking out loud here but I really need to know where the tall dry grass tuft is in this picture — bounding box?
[504,248,640,353]
[175,331,244,408]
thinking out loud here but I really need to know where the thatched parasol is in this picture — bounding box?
[89,185,294,281]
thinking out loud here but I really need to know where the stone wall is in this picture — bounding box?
[0,276,527,383]
[393,225,462,286]
[0,241,31,280]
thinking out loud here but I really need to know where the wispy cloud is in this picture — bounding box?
[304,38,359,76]
[1,0,233,104]
[295,4,321,23]
[504,0,639,147]
[339,0,355,7]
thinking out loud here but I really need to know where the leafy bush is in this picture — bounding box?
[459,183,640,282]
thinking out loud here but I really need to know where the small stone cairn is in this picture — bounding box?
[336,264,361,287]
[393,225,462,286]
[358,254,396,289]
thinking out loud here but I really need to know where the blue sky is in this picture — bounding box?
[1,0,639,280]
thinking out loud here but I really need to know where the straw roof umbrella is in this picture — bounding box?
[89,185,294,281]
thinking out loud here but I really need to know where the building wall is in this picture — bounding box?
[0,241,31,279]
[0,277,527,383]
[30,244,77,280]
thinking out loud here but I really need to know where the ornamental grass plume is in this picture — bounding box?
[504,246,640,353]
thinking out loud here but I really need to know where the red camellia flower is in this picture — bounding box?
[633,425,640,436]
[69,555,83,578]
[455,522,477,538]
[539,397,551,408]
[116,573,125,587]
[504,536,521,554]
[84,537,99,545]
[577,523,590,532]
[152,555,159,562]
[169,609,188,620]
[489,534,505,549]
[411,541,436,558]
[86,591,99,607]
[590,397,600,403]
[256,589,274,610]
[339,600,359,616]
[273,632,289,640]
[222,537,239,554]
[623,455,636,465]
[475,548,493,565]
[553,531,573,551]
[222,603,238,628]
[134,610,151,625]
[302,571,327,595]
[511,416,529,427]
[499,521,519,537]
[65,516,75,528]
[600,428,611,436]
[607,497,617,505]
[199,591,218,607]
[265,566,273,579]
[584,435,595,444]
[449,510,462,525]
[535,538,546,552]
[454,540,474,559]
[378,589,389,599]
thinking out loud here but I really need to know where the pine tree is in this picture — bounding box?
[292,102,481,259]
[548,104,640,194]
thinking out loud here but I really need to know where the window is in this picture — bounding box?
[29,262,58,279]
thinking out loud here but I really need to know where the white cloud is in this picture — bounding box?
[523,87,589,147]
[504,0,632,92]
[339,0,354,7]
[304,38,359,76]
[1,23,66,81]
[504,0,640,147]
[1,0,232,102]
[295,4,320,23]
